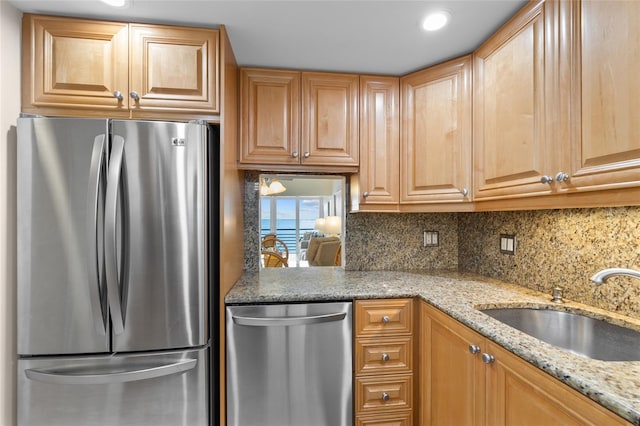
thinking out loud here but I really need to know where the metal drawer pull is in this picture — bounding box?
[381,353,390,362]
[482,353,495,364]
[469,344,481,355]
[232,312,347,327]
[381,315,391,324]
[381,392,390,401]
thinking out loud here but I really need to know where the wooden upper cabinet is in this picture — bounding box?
[22,14,130,117]
[355,75,400,210]
[401,55,472,205]
[21,14,219,118]
[473,0,555,201]
[129,24,219,116]
[302,72,359,166]
[560,0,640,193]
[239,68,300,165]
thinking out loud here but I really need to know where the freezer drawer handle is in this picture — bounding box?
[232,312,347,327]
[24,358,196,385]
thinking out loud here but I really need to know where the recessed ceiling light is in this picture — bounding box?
[100,0,130,7]
[422,11,451,32]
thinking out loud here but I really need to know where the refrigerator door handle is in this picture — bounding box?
[86,134,107,335]
[232,312,347,327]
[105,135,125,334]
[24,358,197,385]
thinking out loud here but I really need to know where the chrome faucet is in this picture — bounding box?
[590,268,640,284]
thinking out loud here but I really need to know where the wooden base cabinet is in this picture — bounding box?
[22,14,219,119]
[420,301,631,426]
[355,299,414,425]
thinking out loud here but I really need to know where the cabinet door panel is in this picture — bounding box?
[302,72,359,166]
[473,1,554,200]
[22,14,129,114]
[240,68,300,164]
[401,56,472,204]
[565,0,640,192]
[357,76,400,208]
[129,24,219,114]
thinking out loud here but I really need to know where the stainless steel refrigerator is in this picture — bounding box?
[16,117,215,426]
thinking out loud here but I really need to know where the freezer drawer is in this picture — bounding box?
[226,302,353,426]
[18,348,209,426]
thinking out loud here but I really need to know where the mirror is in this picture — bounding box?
[260,174,345,268]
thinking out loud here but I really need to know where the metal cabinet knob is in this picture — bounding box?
[482,353,495,364]
[469,344,481,355]
[381,353,390,362]
[292,151,298,158]
[381,315,390,324]
[555,171,570,182]
[303,152,310,158]
[381,392,390,401]
[540,175,553,184]
[113,91,123,101]
[130,91,140,101]
[363,192,369,199]
[461,188,469,196]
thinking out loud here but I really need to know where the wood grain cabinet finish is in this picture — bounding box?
[473,0,555,201]
[420,301,632,426]
[22,14,219,118]
[560,0,640,194]
[239,68,300,165]
[355,299,414,424]
[353,76,400,211]
[401,55,472,206]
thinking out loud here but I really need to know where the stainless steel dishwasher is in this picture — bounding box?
[226,302,353,426]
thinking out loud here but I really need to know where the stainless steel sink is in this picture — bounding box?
[480,308,640,361]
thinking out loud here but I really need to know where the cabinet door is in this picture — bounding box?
[239,68,300,165]
[356,76,400,209]
[22,14,129,116]
[129,24,219,115]
[420,302,485,426]
[562,0,640,193]
[302,72,359,166]
[473,0,556,200]
[400,55,472,205]
[485,341,630,426]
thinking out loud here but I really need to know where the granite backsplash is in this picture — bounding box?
[243,172,640,319]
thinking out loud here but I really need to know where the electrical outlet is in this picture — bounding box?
[423,230,439,247]
[500,234,516,255]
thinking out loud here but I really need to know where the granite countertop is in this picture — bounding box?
[226,268,640,425]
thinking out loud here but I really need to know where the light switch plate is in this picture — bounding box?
[500,234,516,255]
[423,230,439,247]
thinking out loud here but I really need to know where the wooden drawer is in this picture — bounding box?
[356,374,413,414]
[355,299,413,337]
[355,336,413,375]
[356,411,412,426]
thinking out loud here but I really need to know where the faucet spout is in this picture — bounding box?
[590,268,640,284]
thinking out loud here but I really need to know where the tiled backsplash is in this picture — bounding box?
[458,207,640,319]
[243,171,640,318]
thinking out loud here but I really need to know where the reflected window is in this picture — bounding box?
[260,174,345,268]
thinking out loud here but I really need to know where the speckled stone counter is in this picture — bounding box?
[226,268,640,425]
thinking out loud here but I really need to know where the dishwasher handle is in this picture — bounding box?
[232,311,347,327]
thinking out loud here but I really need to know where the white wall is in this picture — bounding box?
[0,1,21,424]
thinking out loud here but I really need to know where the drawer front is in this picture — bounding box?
[356,374,413,414]
[355,299,413,336]
[356,336,413,375]
[356,411,412,426]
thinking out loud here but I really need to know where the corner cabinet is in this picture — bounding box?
[400,55,473,209]
[355,299,414,426]
[239,68,359,171]
[21,14,219,119]
[420,301,632,426]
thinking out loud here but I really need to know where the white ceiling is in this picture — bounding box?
[7,0,528,75]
